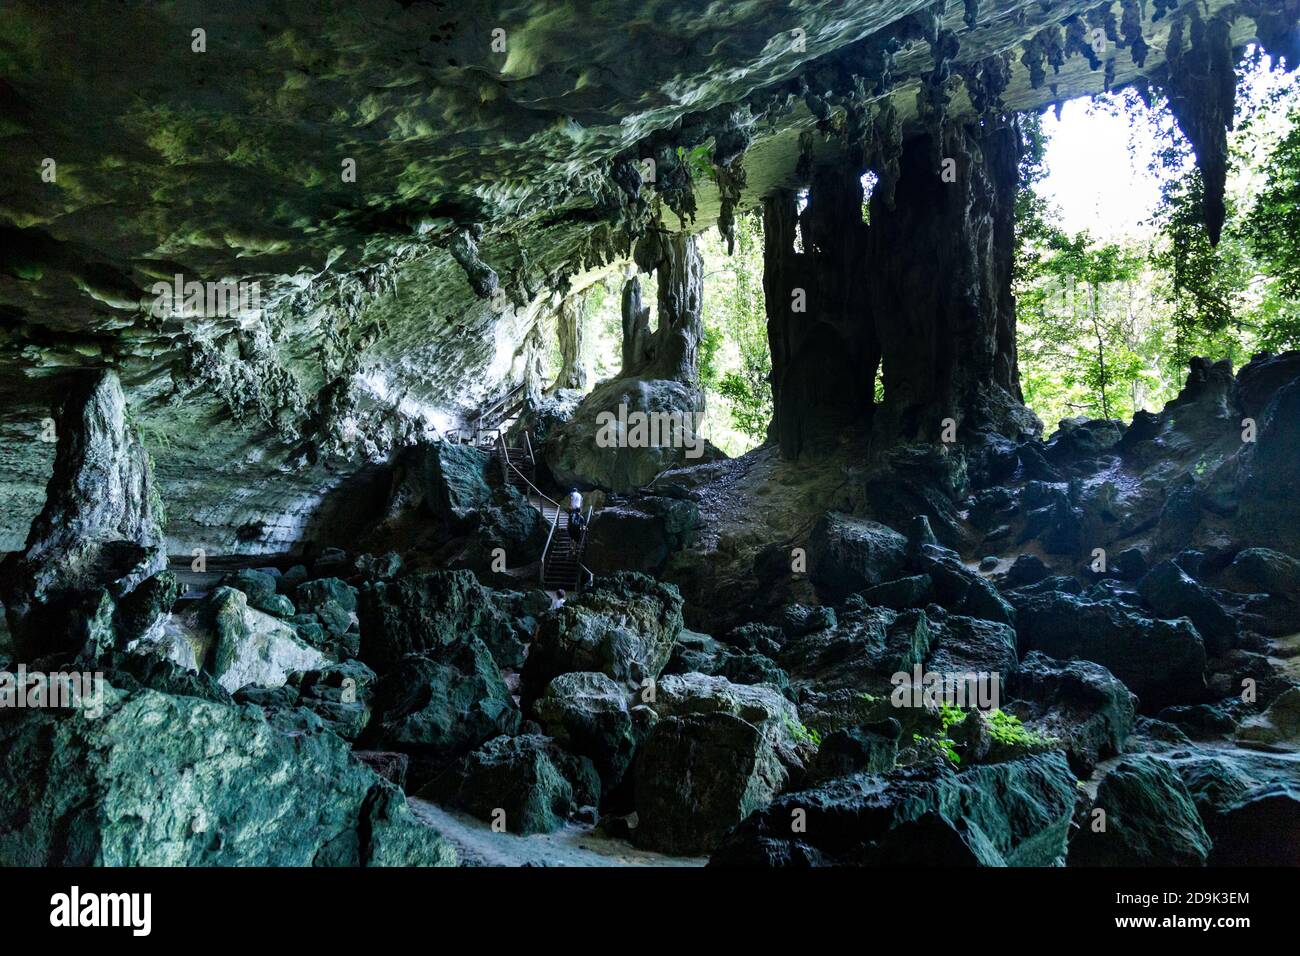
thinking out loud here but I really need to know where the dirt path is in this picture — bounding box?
[409,799,706,867]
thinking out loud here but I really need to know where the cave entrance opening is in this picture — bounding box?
[1014,47,1300,435]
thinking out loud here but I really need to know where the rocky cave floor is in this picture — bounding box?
[2,349,1300,867]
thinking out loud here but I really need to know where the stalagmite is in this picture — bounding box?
[550,297,588,392]
[0,369,166,660]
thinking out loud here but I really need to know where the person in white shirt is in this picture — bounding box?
[566,487,583,523]
[551,589,566,610]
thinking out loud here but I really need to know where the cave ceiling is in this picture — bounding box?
[0,0,1274,552]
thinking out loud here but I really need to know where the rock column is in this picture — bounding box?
[865,121,1040,446]
[0,369,166,660]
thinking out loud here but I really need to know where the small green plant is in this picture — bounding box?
[939,704,967,733]
[913,732,961,765]
[984,708,1057,749]
[786,717,822,747]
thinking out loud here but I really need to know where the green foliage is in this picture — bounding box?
[1015,57,1300,432]
[984,709,1057,748]
[786,717,822,747]
[697,210,773,453]
[913,731,961,766]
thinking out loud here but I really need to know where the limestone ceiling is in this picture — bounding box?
[0,0,1279,551]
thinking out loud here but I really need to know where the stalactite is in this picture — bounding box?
[1162,11,1236,244]
[716,159,748,256]
[796,129,816,185]
[868,99,904,210]
[1242,0,1300,67]
[1065,16,1101,70]
[448,227,499,299]
[550,296,587,392]
[1120,0,1149,67]
[1152,0,1180,22]
[959,52,1015,118]
[620,275,654,376]
[917,29,961,170]
[1021,26,1065,89]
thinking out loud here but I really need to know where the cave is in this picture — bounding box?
[1,0,1300,902]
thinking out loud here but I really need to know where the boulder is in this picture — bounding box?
[359,570,521,674]
[1006,652,1135,775]
[860,574,934,610]
[533,671,640,790]
[632,712,787,855]
[1234,349,1300,420]
[1069,755,1212,866]
[583,495,700,575]
[546,377,708,493]
[709,752,1077,867]
[651,672,809,774]
[665,632,793,699]
[1014,592,1206,709]
[223,569,294,617]
[1004,555,1049,588]
[924,615,1019,692]
[1209,784,1300,866]
[913,547,1016,627]
[1137,560,1236,656]
[421,440,493,529]
[0,683,454,866]
[1043,417,1123,463]
[808,719,901,782]
[423,734,600,835]
[1219,547,1300,597]
[296,577,359,613]
[1235,686,1300,748]
[206,587,330,693]
[780,603,931,694]
[368,638,521,772]
[808,512,908,601]
[520,572,683,707]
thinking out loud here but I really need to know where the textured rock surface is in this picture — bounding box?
[424,734,600,835]
[0,683,454,866]
[632,711,787,855]
[1070,755,1213,867]
[710,752,1077,867]
[207,586,330,693]
[367,638,521,772]
[0,0,1263,551]
[520,572,684,706]
[534,671,641,791]
[0,370,165,659]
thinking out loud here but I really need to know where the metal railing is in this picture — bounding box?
[493,430,595,592]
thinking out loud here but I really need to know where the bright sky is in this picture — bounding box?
[1036,50,1290,242]
[1036,98,1164,240]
